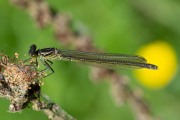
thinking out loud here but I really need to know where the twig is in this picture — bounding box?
[32,95,75,120]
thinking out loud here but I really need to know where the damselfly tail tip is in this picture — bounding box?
[147,63,158,70]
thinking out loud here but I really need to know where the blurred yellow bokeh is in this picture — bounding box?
[134,41,178,89]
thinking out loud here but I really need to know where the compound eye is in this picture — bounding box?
[29,44,37,57]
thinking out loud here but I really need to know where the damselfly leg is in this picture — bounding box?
[39,59,54,77]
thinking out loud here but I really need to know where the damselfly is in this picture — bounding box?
[28,44,158,76]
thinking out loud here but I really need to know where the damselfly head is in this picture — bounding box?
[29,44,38,57]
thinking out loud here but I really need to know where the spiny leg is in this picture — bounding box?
[47,60,53,65]
[23,58,31,64]
[40,59,54,77]
[23,58,38,67]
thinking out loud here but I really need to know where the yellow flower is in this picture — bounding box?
[134,41,178,89]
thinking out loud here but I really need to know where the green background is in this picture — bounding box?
[0,0,180,120]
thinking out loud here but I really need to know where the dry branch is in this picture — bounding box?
[0,53,75,120]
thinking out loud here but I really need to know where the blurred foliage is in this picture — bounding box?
[0,0,180,120]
